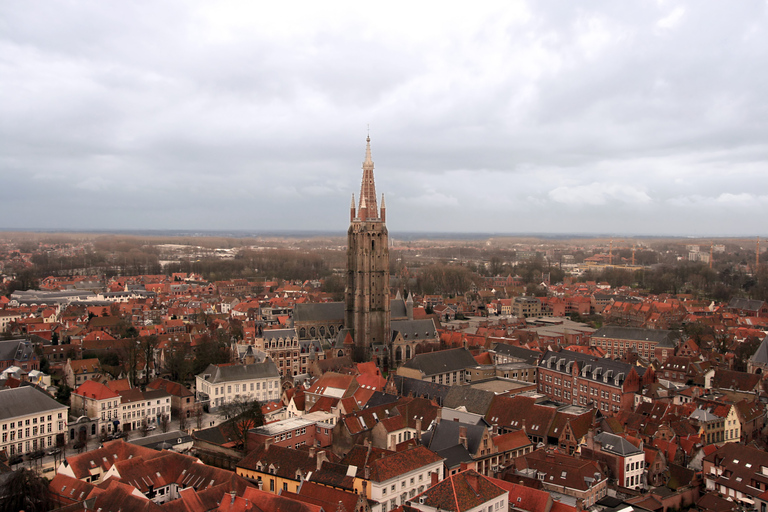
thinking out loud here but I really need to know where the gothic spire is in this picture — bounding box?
[358,135,379,220]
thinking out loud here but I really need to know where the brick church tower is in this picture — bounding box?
[346,136,390,362]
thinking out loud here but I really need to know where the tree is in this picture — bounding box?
[165,342,192,383]
[160,413,170,433]
[194,405,204,430]
[140,418,150,437]
[218,396,264,452]
[0,467,52,512]
[139,335,159,387]
[55,383,71,406]
[179,410,188,432]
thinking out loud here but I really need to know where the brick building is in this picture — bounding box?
[590,326,677,361]
[537,349,654,415]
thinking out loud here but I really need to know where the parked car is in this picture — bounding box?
[26,449,45,460]
[112,431,127,439]
[46,447,62,456]
[147,425,156,431]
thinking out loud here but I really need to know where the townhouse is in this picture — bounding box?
[71,380,121,435]
[117,387,172,431]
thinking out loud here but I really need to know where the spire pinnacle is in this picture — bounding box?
[358,135,379,218]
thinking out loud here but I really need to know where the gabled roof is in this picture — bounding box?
[0,386,68,422]
[74,379,119,401]
[414,469,507,512]
[293,302,345,322]
[198,361,279,384]
[592,326,678,347]
[401,348,478,377]
[367,445,444,482]
[594,431,643,456]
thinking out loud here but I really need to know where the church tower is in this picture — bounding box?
[346,136,390,362]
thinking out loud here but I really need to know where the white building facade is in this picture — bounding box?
[196,361,281,410]
[0,386,68,456]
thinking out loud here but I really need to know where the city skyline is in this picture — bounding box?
[2,1,768,237]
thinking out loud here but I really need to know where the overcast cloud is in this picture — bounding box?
[1,1,767,236]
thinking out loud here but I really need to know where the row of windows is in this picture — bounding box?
[2,413,62,433]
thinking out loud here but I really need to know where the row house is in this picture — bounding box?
[117,387,172,431]
[537,349,653,415]
[584,432,646,490]
[71,380,121,435]
[64,357,102,388]
[508,449,608,509]
[236,443,330,494]
[0,338,38,371]
[703,442,768,507]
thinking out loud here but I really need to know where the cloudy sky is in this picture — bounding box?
[2,1,767,237]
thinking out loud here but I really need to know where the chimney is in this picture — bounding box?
[436,408,442,424]
[316,450,328,471]
[431,471,439,486]
[230,490,236,504]
[265,437,273,451]
[309,445,316,458]
[459,426,468,449]
[415,418,422,436]
[460,462,469,472]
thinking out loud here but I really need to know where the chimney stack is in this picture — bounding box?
[459,426,468,449]
[316,450,328,471]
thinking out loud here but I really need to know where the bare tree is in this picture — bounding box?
[160,413,170,433]
[0,467,52,512]
[179,410,188,432]
[194,405,203,430]
[218,396,264,452]
[140,418,149,437]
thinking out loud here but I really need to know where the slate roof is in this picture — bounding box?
[261,328,297,340]
[391,298,408,319]
[422,420,486,455]
[0,339,34,363]
[749,335,768,365]
[539,349,646,388]
[491,343,542,365]
[436,444,474,470]
[237,444,318,479]
[197,361,279,384]
[390,375,451,405]
[293,302,345,322]
[400,347,478,377]
[0,386,67,421]
[727,297,766,312]
[443,387,496,416]
[391,318,438,342]
[594,432,643,456]
[592,326,678,347]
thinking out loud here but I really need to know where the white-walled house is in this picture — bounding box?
[195,361,281,410]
